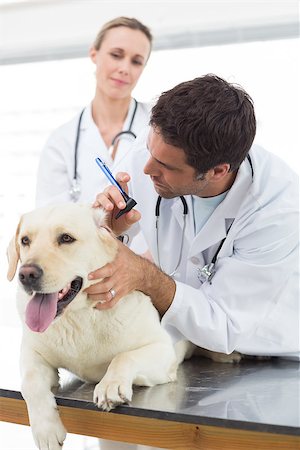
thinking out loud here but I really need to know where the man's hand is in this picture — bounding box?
[86,241,143,309]
[93,172,140,235]
[85,240,176,316]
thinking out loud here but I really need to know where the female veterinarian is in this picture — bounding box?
[35,16,152,209]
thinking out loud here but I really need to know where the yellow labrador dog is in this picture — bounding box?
[7,203,191,450]
[7,202,242,450]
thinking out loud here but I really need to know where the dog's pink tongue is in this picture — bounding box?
[25,292,59,332]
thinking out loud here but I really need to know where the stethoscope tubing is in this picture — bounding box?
[72,98,138,186]
[73,108,85,180]
[111,99,138,146]
[156,195,188,276]
[155,155,253,280]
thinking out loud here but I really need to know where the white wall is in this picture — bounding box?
[0,0,298,62]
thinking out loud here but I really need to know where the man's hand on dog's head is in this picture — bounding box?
[85,241,144,310]
[86,239,176,317]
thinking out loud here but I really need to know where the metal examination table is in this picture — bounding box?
[1,327,299,449]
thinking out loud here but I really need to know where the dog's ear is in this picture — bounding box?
[92,206,108,229]
[92,207,118,256]
[7,219,21,281]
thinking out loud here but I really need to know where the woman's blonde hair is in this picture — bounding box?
[93,16,152,52]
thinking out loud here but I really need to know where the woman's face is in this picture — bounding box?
[90,26,151,100]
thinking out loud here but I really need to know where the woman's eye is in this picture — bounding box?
[132,59,143,66]
[21,236,30,246]
[58,234,75,245]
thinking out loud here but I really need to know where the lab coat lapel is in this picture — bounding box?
[171,197,186,227]
[189,158,252,257]
[171,196,195,244]
[191,210,228,256]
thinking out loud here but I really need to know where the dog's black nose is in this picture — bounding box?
[19,264,43,289]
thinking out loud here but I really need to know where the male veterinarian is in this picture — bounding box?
[87,74,299,360]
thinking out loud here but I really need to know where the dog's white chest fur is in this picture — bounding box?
[20,290,173,383]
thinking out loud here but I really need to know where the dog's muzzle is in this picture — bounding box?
[24,276,83,333]
[56,277,83,316]
[19,264,43,293]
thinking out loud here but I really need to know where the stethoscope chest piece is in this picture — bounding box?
[197,263,216,284]
[69,178,81,201]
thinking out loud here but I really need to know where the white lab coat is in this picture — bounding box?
[35,99,150,252]
[125,128,300,359]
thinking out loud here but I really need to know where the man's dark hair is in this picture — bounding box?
[150,74,256,175]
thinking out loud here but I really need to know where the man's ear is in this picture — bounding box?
[212,163,231,180]
[7,219,22,281]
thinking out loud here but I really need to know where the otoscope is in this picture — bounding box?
[95,157,137,219]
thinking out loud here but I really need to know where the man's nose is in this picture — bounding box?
[144,157,157,175]
[19,264,43,289]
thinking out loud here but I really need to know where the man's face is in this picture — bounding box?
[144,128,212,198]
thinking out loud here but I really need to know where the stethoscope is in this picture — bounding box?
[155,155,254,283]
[69,99,138,201]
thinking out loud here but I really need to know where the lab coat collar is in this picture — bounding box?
[189,158,253,255]
[171,196,194,239]
[78,103,93,131]
[171,196,188,228]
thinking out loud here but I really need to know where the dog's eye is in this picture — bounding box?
[21,236,30,246]
[58,233,76,245]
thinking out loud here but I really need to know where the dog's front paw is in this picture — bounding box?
[196,347,243,364]
[93,377,133,411]
[212,351,242,363]
[31,416,66,450]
